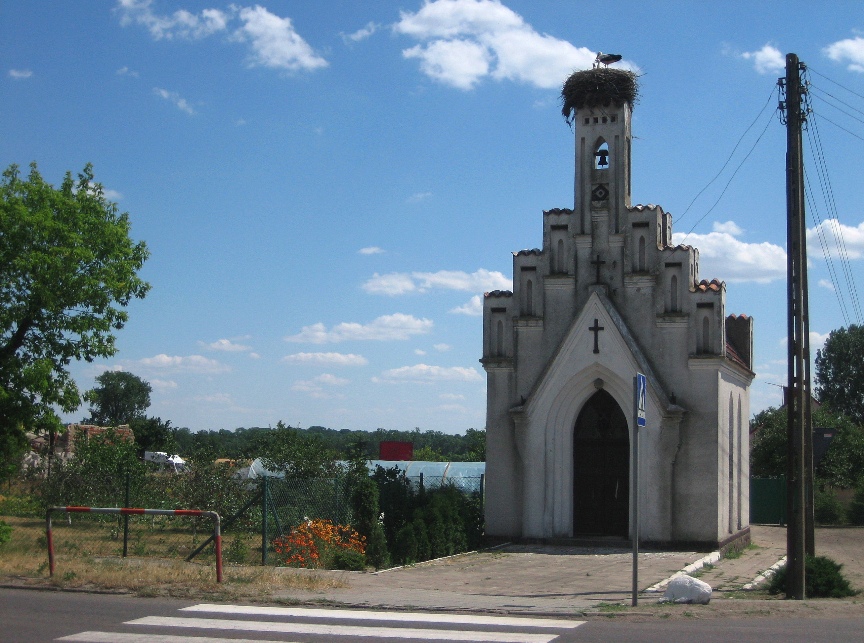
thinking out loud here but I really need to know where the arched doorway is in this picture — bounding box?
[573,389,629,536]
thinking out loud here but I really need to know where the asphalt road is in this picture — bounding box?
[3,587,864,642]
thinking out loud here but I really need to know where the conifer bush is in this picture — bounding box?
[769,555,859,597]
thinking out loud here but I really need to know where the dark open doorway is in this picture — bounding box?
[573,389,629,536]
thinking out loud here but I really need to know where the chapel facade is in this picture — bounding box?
[481,72,754,549]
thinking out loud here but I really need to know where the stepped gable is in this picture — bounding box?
[696,278,723,292]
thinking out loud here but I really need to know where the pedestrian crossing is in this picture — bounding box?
[57,603,585,642]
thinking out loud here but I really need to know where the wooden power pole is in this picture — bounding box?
[781,52,814,600]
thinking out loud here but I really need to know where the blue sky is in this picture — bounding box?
[3,0,863,434]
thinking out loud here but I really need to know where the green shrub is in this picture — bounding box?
[0,519,11,547]
[330,547,366,571]
[225,535,249,564]
[847,481,864,526]
[768,555,859,597]
[365,521,389,570]
[814,488,845,525]
[392,522,418,565]
[0,493,42,517]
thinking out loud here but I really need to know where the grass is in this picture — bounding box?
[0,514,348,599]
[596,602,627,613]
[724,543,759,560]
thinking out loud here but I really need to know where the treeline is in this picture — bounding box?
[169,424,485,463]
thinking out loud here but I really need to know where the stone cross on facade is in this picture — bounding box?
[589,318,604,353]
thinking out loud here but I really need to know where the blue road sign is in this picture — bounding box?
[636,372,647,427]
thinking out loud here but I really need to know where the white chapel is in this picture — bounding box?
[481,69,754,549]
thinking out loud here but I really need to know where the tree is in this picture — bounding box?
[816,325,864,425]
[260,421,338,479]
[0,163,149,445]
[128,416,173,456]
[85,370,152,426]
[751,406,864,489]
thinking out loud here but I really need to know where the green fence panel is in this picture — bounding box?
[750,476,787,525]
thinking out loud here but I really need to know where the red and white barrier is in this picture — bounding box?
[46,506,223,582]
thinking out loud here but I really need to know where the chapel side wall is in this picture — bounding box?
[482,293,522,538]
[672,367,721,541]
[484,368,521,537]
[717,369,753,538]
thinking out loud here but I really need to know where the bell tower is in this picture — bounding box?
[562,68,637,237]
[573,101,632,236]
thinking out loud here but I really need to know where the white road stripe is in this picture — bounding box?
[58,633,298,643]
[127,615,560,642]
[181,603,583,629]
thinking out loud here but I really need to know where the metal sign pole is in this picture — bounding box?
[632,373,647,607]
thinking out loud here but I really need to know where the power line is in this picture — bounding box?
[808,66,864,102]
[802,68,864,324]
[676,86,778,228]
[681,103,777,238]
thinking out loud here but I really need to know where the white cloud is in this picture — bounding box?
[292,373,348,398]
[406,191,433,203]
[712,220,743,236]
[359,246,384,255]
[342,21,379,43]
[285,313,433,343]
[672,229,786,283]
[363,269,510,295]
[116,0,230,40]
[103,189,123,201]
[414,349,427,355]
[313,373,349,386]
[810,331,830,352]
[200,338,252,352]
[434,343,452,352]
[741,44,785,74]
[115,66,139,77]
[378,363,483,382]
[153,87,195,114]
[138,354,230,374]
[234,5,328,72]
[403,39,491,90]
[818,279,836,292]
[282,352,368,366]
[117,1,327,73]
[824,36,864,73]
[9,69,33,79]
[808,219,864,260]
[195,393,233,404]
[450,294,483,316]
[394,0,612,90]
[150,378,178,391]
[439,393,465,400]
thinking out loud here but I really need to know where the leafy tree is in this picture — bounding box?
[85,370,152,426]
[0,163,149,446]
[128,416,173,456]
[751,406,864,488]
[816,325,864,425]
[462,428,486,461]
[260,421,338,479]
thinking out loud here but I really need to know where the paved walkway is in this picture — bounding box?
[270,526,799,614]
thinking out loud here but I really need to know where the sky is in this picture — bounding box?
[2,0,864,435]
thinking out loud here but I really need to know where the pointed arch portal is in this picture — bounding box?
[573,389,629,536]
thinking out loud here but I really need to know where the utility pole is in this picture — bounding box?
[780,52,813,600]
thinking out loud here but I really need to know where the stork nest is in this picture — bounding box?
[561,68,639,125]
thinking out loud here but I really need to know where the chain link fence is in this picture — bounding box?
[1,463,485,572]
